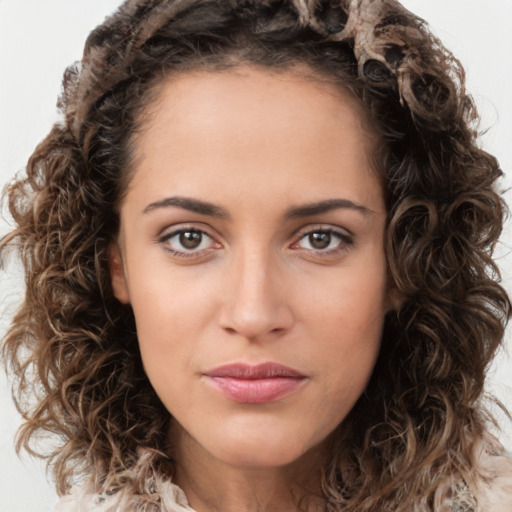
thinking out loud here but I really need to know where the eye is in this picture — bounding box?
[293,228,353,254]
[158,227,219,257]
[175,230,205,250]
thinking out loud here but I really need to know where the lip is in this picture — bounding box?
[204,363,308,404]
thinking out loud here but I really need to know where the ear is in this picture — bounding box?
[108,242,130,304]
[385,286,403,313]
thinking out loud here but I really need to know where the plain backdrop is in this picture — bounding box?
[1,1,511,511]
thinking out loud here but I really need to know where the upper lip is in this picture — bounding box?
[205,362,306,379]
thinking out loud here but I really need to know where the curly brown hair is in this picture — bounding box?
[1,0,510,510]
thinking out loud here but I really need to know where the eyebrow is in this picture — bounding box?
[142,196,374,218]
[143,196,230,218]
[284,198,374,218]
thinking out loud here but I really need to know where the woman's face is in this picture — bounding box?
[110,66,389,470]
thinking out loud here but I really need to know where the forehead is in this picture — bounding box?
[153,65,364,122]
[124,65,384,216]
[136,64,372,152]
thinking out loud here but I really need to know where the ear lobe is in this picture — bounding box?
[385,286,403,314]
[108,242,130,304]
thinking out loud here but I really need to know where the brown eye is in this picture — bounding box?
[159,228,218,256]
[294,228,353,254]
[179,230,203,249]
[308,232,331,249]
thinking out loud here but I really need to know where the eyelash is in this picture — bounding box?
[158,225,218,259]
[157,225,354,259]
[291,227,354,256]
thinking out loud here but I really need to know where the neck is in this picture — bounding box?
[169,422,328,512]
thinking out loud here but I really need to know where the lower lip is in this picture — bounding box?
[205,376,306,404]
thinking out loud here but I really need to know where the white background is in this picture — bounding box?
[1,1,511,510]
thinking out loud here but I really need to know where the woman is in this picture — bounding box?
[1,0,511,510]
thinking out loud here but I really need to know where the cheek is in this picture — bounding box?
[129,263,216,328]
[127,269,218,379]
[297,256,387,390]
[299,257,388,343]
[301,284,385,436]
[308,293,384,389]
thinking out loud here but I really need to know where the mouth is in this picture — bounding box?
[203,362,308,404]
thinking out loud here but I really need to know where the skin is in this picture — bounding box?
[109,65,389,512]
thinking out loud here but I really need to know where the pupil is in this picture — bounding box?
[180,231,202,249]
[309,232,330,249]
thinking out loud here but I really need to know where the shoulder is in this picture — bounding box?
[54,482,194,512]
[53,480,194,512]
[444,430,512,512]
[470,432,512,512]
[53,449,195,512]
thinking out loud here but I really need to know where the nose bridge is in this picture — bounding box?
[220,241,292,340]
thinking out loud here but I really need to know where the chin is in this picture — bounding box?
[170,405,336,472]
[203,419,324,469]
[214,439,309,469]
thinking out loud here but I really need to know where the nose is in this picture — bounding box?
[219,247,294,342]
